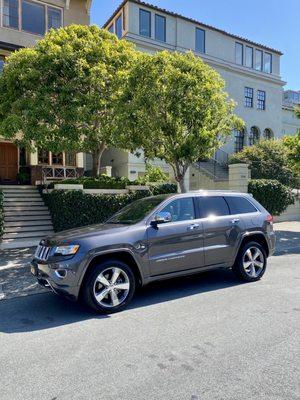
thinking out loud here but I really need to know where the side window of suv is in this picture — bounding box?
[225,196,257,214]
[198,196,230,218]
[160,198,195,222]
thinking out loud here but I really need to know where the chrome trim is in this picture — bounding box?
[35,245,51,261]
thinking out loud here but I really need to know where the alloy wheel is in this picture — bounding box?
[243,247,264,278]
[93,267,130,308]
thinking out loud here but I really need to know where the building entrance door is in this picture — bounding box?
[0,142,18,182]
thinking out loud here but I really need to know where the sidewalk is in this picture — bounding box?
[0,221,299,301]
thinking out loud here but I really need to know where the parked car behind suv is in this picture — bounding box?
[31,191,275,313]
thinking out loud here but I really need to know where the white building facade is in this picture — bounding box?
[98,0,297,181]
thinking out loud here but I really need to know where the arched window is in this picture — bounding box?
[264,128,274,140]
[234,129,245,153]
[249,126,260,146]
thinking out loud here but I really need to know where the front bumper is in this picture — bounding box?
[30,260,80,301]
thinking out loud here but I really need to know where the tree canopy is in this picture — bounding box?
[118,51,243,192]
[0,25,137,176]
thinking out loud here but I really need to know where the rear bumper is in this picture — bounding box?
[267,231,276,256]
[31,261,80,301]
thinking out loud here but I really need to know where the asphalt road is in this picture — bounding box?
[0,252,299,400]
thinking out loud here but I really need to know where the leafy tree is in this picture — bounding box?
[118,51,243,192]
[229,139,298,187]
[0,25,137,176]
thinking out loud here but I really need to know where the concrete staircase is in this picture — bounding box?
[197,160,229,182]
[0,186,54,249]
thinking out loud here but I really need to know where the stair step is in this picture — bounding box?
[4,210,50,216]
[5,215,51,222]
[4,207,49,212]
[4,199,42,204]
[0,185,36,189]
[3,230,54,239]
[4,201,45,211]
[5,224,53,233]
[3,193,40,198]
[5,220,52,227]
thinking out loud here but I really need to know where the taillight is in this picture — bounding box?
[266,214,273,224]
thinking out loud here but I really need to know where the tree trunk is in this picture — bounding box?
[172,162,189,193]
[91,143,107,177]
[178,177,187,193]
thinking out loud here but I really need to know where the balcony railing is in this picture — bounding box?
[42,166,78,180]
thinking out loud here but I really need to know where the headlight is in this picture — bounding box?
[53,245,80,256]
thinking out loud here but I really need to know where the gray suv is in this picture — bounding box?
[31,191,276,313]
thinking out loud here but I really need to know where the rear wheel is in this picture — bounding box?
[232,241,267,282]
[82,260,136,314]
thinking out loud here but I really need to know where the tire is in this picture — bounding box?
[232,241,267,282]
[82,260,136,314]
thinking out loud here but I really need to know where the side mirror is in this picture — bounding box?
[151,211,172,227]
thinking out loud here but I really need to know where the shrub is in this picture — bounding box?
[137,163,169,184]
[0,190,4,238]
[248,179,294,216]
[229,139,298,187]
[43,183,177,232]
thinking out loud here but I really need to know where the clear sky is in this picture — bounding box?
[90,0,300,90]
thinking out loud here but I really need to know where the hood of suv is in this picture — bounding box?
[44,223,132,245]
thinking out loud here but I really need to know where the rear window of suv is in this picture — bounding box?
[198,196,230,218]
[225,196,257,214]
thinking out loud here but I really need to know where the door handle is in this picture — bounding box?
[187,223,200,231]
[231,218,240,225]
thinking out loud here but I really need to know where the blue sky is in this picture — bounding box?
[91,0,300,90]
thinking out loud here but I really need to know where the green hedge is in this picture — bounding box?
[248,179,294,216]
[0,190,4,238]
[43,184,177,232]
[45,175,173,190]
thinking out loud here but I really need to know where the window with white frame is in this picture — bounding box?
[139,9,151,37]
[2,0,62,35]
[235,42,243,65]
[234,129,245,153]
[257,90,266,110]
[264,52,272,74]
[255,49,263,71]
[245,46,253,68]
[195,28,205,54]
[244,87,253,108]
[155,14,166,42]
[115,14,122,39]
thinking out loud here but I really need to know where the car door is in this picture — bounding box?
[196,196,244,266]
[147,196,205,276]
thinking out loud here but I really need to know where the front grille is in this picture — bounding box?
[35,245,51,261]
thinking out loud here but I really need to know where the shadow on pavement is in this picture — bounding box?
[0,268,241,334]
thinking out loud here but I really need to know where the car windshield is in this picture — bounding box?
[107,195,171,225]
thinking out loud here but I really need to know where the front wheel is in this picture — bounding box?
[232,241,267,282]
[82,260,136,314]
